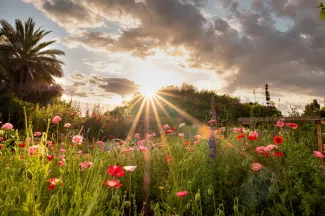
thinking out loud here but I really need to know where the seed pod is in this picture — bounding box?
[186,203,191,210]
[124,201,131,208]
[233,206,238,212]
[208,188,213,196]
[195,193,201,202]
[15,195,20,204]
[26,170,33,180]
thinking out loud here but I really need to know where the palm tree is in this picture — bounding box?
[0,18,65,92]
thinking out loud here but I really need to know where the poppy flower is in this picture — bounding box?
[18,143,26,148]
[47,155,54,161]
[178,133,184,137]
[194,141,199,145]
[208,119,217,124]
[33,132,42,137]
[123,166,137,172]
[237,134,245,139]
[273,151,284,158]
[179,123,185,128]
[52,116,62,124]
[2,123,13,130]
[64,123,71,128]
[98,141,105,146]
[162,124,170,129]
[194,135,201,140]
[167,156,172,162]
[184,141,191,146]
[72,135,83,145]
[176,191,188,197]
[0,137,3,142]
[165,129,173,134]
[275,120,285,128]
[170,127,175,131]
[59,148,66,153]
[0,145,3,150]
[104,180,122,188]
[58,161,64,167]
[106,165,125,177]
[313,151,325,158]
[286,123,298,129]
[247,135,258,141]
[273,136,283,145]
[48,178,63,190]
[138,146,148,152]
[135,133,140,139]
[251,163,263,171]
[233,128,242,133]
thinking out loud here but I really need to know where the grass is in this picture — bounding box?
[0,119,325,216]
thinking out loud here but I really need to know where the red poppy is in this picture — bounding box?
[18,143,26,148]
[247,135,258,141]
[104,180,122,188]
[237,134,245,139]
[119,141,124,145]
[165,129,173,134]
[169,127,175,131]
[184,141,191,146]
[167,156,172,162]
[106,165,125,177]
[273,136,283,145]
[0,145,3,149]
[264,151,269,157]
[273,151,284,158]
[47,155,54,161]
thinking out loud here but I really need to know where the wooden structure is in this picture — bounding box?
[238,117,325,153]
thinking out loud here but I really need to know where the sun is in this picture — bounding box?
[140,87,157,97]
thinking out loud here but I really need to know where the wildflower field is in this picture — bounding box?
[1,116,325,216]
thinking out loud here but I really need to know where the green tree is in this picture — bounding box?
[303,99,320,116]
[0,18,64,94]
[318,1,325,20]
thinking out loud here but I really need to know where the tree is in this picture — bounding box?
[303,99,320,116]
[318,1,325,20]
[0,18,65,95]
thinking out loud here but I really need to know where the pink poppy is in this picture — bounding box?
[123,166,137,172]
[137,140,144,146]
[208,119,217,124]
[33,132,42,137]
[286,123,298,129]
[28,145,38,155]
[77,150,83,154]
[48,178,61,190]
[64,123,71,128]
[233,128,242,133]
[162,124,170,129]
[98,141,104,146]
[72,135,83,145]
[176,191,188,197]
[80,161,92,171]
[249,131,259,137]
[2,123,13,130]
[265,144,278,151]
[178,133,185,137]
[138,146,148,152]
[194,141,199,145]
[165,129,173,134]
[104,180,122,188]
[194,135,201,140]
[275,120,285,128]
[251,163,263,171]
[135,133,140,139]
[145,134,152,139]
[58,161,64,167]
[46,141,53,146]
[313,151,325,158]
[52,116,62,124]
[214,129,222,134]
[59,148,66,153]
[0,137,3,142]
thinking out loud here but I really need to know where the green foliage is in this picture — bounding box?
[304,99,321,116]
[318,1,325,20]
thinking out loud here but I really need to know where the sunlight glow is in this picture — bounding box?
[140,86,157,97]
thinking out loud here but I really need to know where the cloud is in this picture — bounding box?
[23,0,103,31]
[64,73,140,97]
[25,0,325,99]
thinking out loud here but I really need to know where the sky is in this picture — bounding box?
[0,0,324,115]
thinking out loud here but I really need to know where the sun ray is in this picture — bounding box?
[150,98,168,150]
[126,97,146,139]
[157,91,182,99]
[129,94,145,110]
[152,96,175,125]
[144,97,151,131]
[155,94,202,126]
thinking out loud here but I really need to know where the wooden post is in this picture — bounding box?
[317,121,322,153]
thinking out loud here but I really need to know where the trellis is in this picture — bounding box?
[238,117,325,153]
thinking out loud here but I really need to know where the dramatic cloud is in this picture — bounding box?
[25,0,325,99]
[65,73,140,97]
